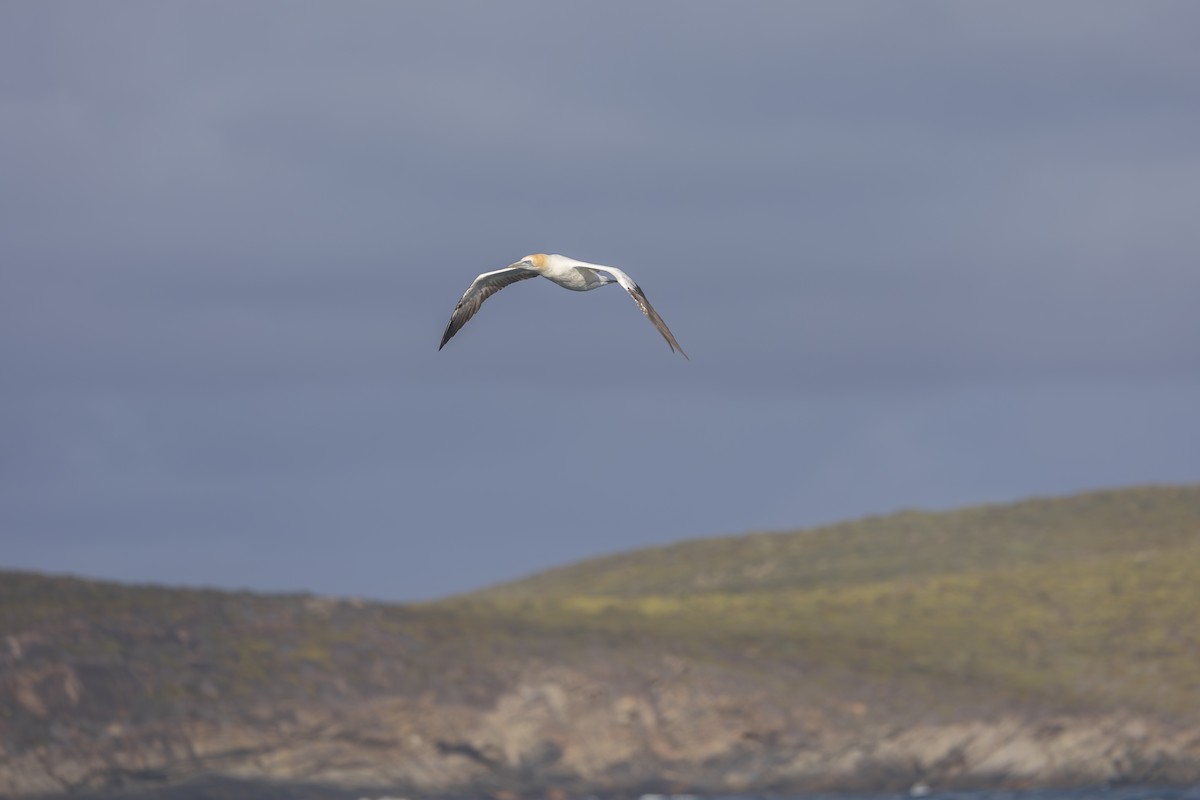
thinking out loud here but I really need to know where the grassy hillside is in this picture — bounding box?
[474,485,1200,599]
[455,485,1200,717]
[0,573,565,750]
[3,484,1199,751]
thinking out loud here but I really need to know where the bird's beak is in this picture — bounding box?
[510,260,533,270]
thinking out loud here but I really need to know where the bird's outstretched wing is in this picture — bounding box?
[592,266,688,359]
[439,267,540,350]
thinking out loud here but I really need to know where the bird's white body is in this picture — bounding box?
[538,254,620,291]
[439,252,686,357]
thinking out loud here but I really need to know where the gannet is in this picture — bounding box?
[438,253,687,357]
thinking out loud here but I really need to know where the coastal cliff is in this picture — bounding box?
[3,486,1199,797]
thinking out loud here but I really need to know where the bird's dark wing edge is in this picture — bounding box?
[622,282,688,359]
[438,267,540,350]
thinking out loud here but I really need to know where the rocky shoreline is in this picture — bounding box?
[7,669,1200,798]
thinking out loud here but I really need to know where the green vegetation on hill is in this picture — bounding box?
[3,484,1199,757]
[0,575,542,750]
[474,485,1200,599]
[452,485,1200,717]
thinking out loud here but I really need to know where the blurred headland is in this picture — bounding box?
[3,485,1200,798]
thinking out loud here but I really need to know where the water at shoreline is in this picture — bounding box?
[43,778,1200,800]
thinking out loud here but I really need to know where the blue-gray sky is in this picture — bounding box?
[3,3,1199,601]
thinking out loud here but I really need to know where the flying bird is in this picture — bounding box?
[439,253,687,358]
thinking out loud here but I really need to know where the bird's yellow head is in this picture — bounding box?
[511,253,547,271]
